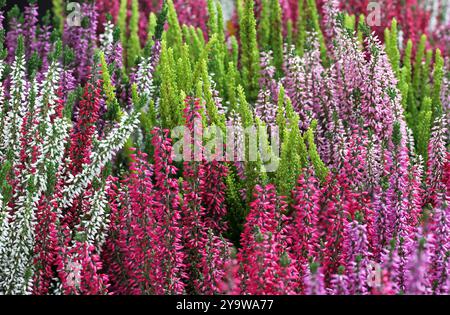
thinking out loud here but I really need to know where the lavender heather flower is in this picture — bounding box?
[426,116,449,207]
[135,40,161,106]
[63,3,98,84]
[255,88,277,126]
[405,233,433,295]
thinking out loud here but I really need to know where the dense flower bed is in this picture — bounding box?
[0,0,448,295]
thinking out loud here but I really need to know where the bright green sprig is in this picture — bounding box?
[239,0,260,102]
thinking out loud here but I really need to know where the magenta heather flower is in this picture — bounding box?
[238,184,298,295]
[101,176,129,294]
[151,128,186,294]
[329,271,350,295]
[360,38,398,143]
[319,175,348,283]
[218,258,241,295]
[98,150,163,294]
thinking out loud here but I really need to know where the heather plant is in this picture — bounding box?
[0,0,447,296]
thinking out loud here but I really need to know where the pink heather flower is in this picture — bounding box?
[319,175,348,283]
[429,189,450,294]
[341,0,433,54]
[323,114,347,169]
[22,4,39,61]
[290,169,321,293]
[259,51,279,99]
[405,232,433,295]
[237,185,298,295]
[338,126,377,256]
[219,258,242,295]
[343,219,370,294]
[63,3,98,84]
[330,25,366,125]
[284,34,324,131]
[201,159,229,233]
[389,149,416,291]
[372,149,395,257]
[329,272,350,295]
[226,111,246,180]
[33,196,60,295]
[360,37,398,143]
